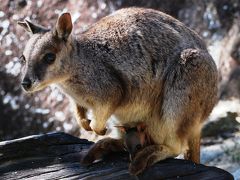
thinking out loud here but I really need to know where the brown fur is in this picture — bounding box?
[18,8,218,175]
[115,122,153,161]
[81,138,124,166]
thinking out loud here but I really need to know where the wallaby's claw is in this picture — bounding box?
[81,153,95,166]
[129,161,146,175]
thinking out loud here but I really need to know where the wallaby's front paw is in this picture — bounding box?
[90,121,107,135]
[93,128,107,136]
[81,119,92,131]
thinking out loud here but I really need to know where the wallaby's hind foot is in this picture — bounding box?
[81,138,124,165]
[129,144,180,175]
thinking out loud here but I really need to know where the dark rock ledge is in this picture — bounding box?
[0,132,233,180]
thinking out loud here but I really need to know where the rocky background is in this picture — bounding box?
[0,0,240,178]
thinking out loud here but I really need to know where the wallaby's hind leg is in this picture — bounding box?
[81,138,125,165]
[129,144,180,175]
[74,104,92,131]
[184,132,200,163]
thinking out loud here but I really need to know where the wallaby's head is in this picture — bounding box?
[115,123,148,160]
[18,13,73,92]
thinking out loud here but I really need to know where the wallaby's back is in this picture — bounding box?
[81,8,207,81]
[75,8,217,126]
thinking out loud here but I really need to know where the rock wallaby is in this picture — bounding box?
[18,7,218,175]
[115,123,153,161]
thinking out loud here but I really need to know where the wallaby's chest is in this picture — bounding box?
[57,83,94,109]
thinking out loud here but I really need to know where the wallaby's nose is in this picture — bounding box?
[21,78,32,90]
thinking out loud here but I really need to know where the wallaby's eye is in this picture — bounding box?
[19,55,26,65]
[135,144,142,151]
[43,53,56,65]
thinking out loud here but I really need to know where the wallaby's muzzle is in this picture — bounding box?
[21,77,32,91]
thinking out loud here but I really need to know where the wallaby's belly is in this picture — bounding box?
[114,101,152,123]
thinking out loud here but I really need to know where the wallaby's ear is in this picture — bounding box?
[137,122,147,132]
[54,12,72,40]
[17,20,48,34]
[114,126,127,133]
[17,21,29,32]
